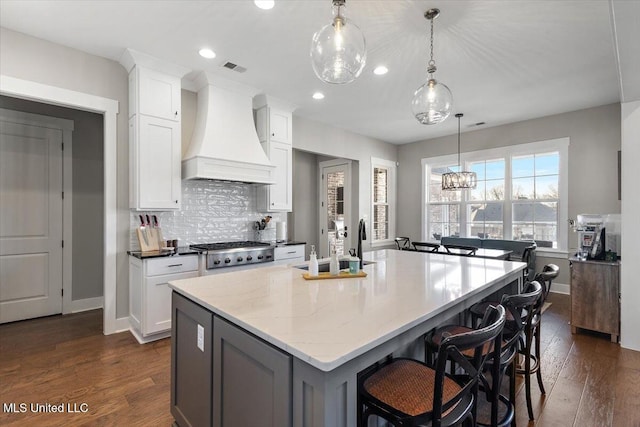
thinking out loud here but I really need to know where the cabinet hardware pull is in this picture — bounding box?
[287,251,296,254]
[175,200,179,203]
[168,264,183,267]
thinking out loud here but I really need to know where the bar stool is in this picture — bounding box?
[516,264,560,419]
[358,305,506,427]
[468,264,559,421]
[426,282,542,427]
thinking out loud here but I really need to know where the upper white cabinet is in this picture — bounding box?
[257,140,292,211]
[129,114,181,210]
[129,67,181,122]
[254,95,295,212]
[256,105,292,145]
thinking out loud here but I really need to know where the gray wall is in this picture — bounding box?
[288,149,319,259]
[292,116,398,253]
[1,27,130,317]
[0,95,105,301]
[397,103,621,286]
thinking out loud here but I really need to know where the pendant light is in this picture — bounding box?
[442,113,477,190]
[310,0,366,84]
[412,8,453,125]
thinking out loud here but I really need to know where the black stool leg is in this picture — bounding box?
[535,322,545,394]
[525,331,535,420]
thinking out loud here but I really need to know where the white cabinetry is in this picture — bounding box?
[128,65,183,210]
[129,255,199,343]
[254,96,295,212]
[274,244,305,265]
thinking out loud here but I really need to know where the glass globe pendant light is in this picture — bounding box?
[412,8,453,125]
[310,0,366,84]
[442,113,477,190]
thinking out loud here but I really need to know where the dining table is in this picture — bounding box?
[412,241,513,260]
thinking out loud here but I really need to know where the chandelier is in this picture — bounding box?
[442,113,477,190]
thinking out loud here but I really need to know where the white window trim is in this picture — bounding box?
[422,138,570,250]
[371,157,397,247]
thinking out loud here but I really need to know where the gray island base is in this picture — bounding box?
[169,249,525,426]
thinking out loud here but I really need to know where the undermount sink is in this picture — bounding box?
[296,260,374,272]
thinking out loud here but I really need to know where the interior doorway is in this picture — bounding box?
[0,77,118,334]
[319,159,352,258]
[0,111,69,323]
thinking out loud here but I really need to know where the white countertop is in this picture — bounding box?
[169,249,526,371]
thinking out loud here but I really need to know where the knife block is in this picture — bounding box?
[137,228,160,252]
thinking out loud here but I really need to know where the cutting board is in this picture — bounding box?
[137,228,159,252]
[302,271,367,280]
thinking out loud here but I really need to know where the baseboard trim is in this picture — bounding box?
[70,296,104,313]
[550,282,570,295]
[114,317,130,333]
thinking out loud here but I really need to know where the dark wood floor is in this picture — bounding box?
[1,293,639,426]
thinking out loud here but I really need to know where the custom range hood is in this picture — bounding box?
[182,72,275,184]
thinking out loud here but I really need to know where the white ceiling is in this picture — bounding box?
[1,0,637,144]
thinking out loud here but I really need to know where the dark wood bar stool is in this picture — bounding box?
[515,264,560,419]
[413,242,441,252]
[426,282,542,427]
[358,305,506,427]
[468,264,559,421]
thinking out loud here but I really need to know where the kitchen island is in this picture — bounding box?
[169,249,526,427]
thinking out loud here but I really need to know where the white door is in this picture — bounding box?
[0,120,63,323]
[319,160,352,258]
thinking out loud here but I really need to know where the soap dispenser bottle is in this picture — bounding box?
[329,244,339,276]
[309,245,319,276]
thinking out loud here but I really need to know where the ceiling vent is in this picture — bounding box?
[222,61,247,73]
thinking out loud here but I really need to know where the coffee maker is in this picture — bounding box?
[576,214,606,260]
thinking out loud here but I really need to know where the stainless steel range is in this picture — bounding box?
[190,241,274,271]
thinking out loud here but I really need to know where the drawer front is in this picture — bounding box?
[146,255,199,276]
[274,245,304,261]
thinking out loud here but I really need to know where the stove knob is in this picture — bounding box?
[266,254,272,259]
[246,255,253,261]
[213,260,221,265]
[257,255,264,260]
[224,258,231,264]
[237,257,243,262]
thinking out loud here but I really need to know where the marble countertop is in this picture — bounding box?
[169,249,526,371]
[127,247,201,259]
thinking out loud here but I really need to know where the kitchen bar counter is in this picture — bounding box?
[169,249,525,427]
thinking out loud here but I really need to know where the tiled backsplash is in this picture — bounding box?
[130,180,285,249]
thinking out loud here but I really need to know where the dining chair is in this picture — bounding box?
[394,237,412,250]
[443,244,478,257]
[358,305,506,427]
[413,242,441,252]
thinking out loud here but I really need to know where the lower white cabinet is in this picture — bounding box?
[129,254,199,343]
[274,244,305,265]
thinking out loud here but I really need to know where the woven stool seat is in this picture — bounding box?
[363,359,461,417]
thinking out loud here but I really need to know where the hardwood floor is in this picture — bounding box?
[0,293,639,426]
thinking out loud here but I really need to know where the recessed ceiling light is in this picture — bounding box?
[254,0,274,10]
[312,92,325,100]
[199,48,216,59]
[373,65,388,75]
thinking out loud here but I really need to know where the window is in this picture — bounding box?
[422,138,569,251]
[371,158,396,245]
